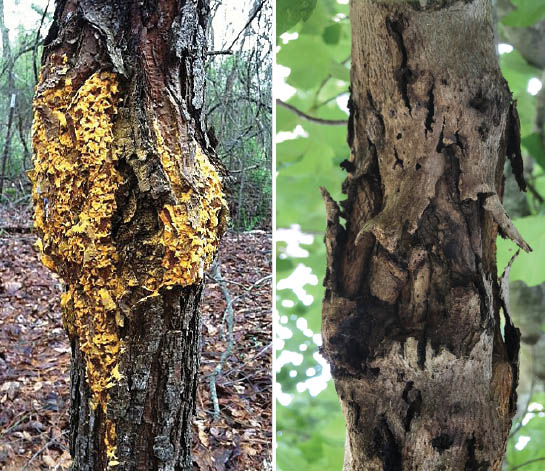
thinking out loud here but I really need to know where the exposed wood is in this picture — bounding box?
[322,1,526,469]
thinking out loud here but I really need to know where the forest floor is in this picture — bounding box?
[0,205,272,471]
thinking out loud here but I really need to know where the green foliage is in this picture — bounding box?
[277,1,545,469]
[276,0,317,39]
[505,393,545,470]
[500,49,539,137]
[498,217,545,287]
[497,44,545,287]
[522,134,545,170]
[276,384,345,471]
[502,0,545,28]
[276,1,349,469]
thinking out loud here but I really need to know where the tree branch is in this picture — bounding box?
[227,0,267,51]
[510,457,545,471]
[277,99,348,126]
[33,0,50,82]
[208,261,236,421]
[207,50,233,56]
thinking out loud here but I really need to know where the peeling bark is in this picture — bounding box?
[322,1,527,469]
[31,1,226,470]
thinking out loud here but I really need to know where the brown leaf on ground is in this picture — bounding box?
[0,205,271,471]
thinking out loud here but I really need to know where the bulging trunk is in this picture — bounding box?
[321,1,526,469]
[30,1,228,469]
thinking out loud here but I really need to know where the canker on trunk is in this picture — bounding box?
[321,1,528,470]
[30,1,227,469]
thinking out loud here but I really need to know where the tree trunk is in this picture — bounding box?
[321,1,529,469]
[0,0,14,198]
[30,1,228,470]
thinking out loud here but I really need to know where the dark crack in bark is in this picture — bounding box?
[386,16,412,114]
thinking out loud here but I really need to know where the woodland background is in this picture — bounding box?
[276,1,545,470]
[0,0,272,470]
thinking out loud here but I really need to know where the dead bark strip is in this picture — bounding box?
[322,1,527,470]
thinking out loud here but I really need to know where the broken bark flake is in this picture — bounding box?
[369,252,407,304]
[321,187,346,290]
[482,193,531,252]
[79,0,128,76]
[171,1,199,57]
[500,249,520,306]
[499,249,522,399]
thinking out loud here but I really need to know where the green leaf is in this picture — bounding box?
[276,105,299,133]
[300,1,338,36]
[323,23,342,44]
[277,36,332,90]
[277,138,311,167]
[506,393,545,469]
[522,133,545,170]
[500,50,541,94]
[276,0,317,38]
[276,385,345,471]
[277,256,295,277]
[501,0,545,27]
[497,216,545,286]
[329,59,350,82]
[276,442,310,471]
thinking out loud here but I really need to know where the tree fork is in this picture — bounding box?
[321,1,529,470]
[30,1,227,470]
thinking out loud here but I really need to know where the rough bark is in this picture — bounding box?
[30,1,227,470]
[321,1,528,470]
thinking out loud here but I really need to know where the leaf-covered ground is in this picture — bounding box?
[0,206,272,471]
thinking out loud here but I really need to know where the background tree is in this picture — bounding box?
[30,1,227,470]
[0,1,46,205]
[0,1,272,232]
[206,0,272,231]
[276,0,545,470]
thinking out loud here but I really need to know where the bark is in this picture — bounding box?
[30,1,227,470]
[321,1,528,470]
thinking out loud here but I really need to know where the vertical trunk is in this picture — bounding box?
[0,0,13,198]
[322,1,527,470]
[237,161,246,228]
[0,0,13,94]
[0,93,14,198]
[30,1,227,470]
